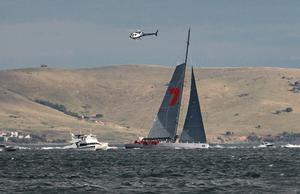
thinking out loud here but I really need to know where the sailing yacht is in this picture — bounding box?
[125,28,209,149]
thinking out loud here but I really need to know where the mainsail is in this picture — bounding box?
[179,67,207,143]
[147,63,186,140]
[147,29,190,140]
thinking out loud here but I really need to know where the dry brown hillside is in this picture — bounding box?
[0,65,300,143]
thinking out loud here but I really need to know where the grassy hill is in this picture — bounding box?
[0,65,300,143]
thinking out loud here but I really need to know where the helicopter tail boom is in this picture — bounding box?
[142,30,158,37]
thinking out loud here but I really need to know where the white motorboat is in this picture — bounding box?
[258,141,274,148]
[63,133,108,150]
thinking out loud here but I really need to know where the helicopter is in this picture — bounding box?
[130,29,158,39]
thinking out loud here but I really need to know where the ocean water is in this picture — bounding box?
[0,147,300,194]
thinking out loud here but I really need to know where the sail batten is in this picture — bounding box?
[179,67,207,143]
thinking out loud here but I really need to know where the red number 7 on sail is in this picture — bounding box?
[169,87,180,106]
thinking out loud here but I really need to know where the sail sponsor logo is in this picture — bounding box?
[169,87,180,106]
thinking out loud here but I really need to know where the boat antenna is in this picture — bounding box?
[184,27,191,65]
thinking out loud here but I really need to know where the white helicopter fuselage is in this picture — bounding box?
[130,30,158,40]
[130,31,143,39]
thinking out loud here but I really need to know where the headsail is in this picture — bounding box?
[148,29,190,140]
[179,67,207,143]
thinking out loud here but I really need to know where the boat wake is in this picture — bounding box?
[281,144,300,148]
[107,146,122,150]
[18,146,32,150]
[41,146,64,150]
[211,145,224,149]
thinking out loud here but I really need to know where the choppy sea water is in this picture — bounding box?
[1,147,300,194]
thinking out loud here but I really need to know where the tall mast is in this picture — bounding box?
[184,28,191,65]
[147,29,190,141]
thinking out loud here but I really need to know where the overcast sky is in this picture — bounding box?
[1,0,300,69]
